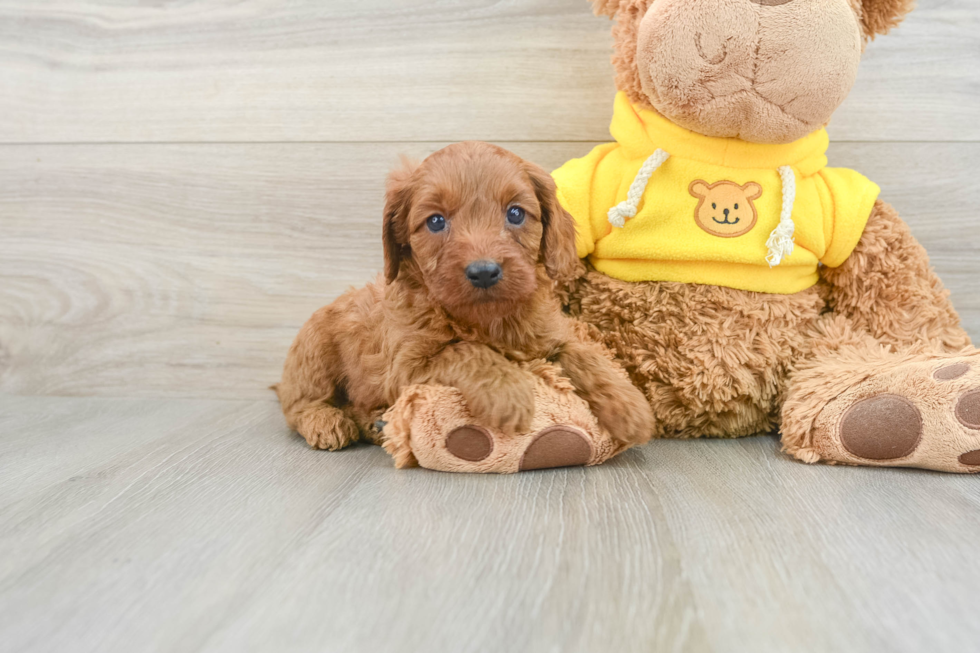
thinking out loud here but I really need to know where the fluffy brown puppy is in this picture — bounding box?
[276,141,654,451]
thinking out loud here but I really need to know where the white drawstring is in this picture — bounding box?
[607,149,670,228]
[766,166,796,267]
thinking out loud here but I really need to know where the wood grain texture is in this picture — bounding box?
[0,0,977,144]
[1,395,978,653]
[2,141,978,399]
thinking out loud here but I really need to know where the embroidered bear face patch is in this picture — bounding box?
[689,180,763,238]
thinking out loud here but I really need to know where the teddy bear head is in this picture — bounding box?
[689,179,763,238]
[590,0,915,144]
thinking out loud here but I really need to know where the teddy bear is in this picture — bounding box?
[549,0,979,473]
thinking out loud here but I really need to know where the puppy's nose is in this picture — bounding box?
[724,208,730,216]
[465,260,502,289]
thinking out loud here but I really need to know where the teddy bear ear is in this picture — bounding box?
[590,0,627,18]
[689,180,709,198]
[859,0,916,39]
[743,182,763,201]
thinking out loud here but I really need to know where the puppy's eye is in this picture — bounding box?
[734,203,739,210]
[426,214,447,233]
[506,206,526,226]
[712,203,717,210]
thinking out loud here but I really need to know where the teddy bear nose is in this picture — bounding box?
[749,0,794,5]
[466,260,503,289]
[724,208,730,216]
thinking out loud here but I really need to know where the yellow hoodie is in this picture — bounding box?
[552,93,881,294]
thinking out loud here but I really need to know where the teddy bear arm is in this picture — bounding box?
[820,199,971,353]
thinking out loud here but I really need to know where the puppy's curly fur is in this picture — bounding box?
[276,141,654,451]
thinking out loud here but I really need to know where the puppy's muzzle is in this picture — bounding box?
[465,260,503,289]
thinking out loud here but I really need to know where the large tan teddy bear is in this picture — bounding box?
[550,0,980,473]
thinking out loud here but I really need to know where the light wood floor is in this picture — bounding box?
[3,395,980,653]
[1,1,979,652]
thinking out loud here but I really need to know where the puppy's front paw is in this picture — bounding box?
[592,382,655,446]
[297,404,360,451]
[462,372,536,435]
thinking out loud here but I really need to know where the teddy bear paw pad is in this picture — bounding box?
[445,425,494,462]
[955,389,980,429]
[934,362,970,381]
[839,394,922,461]
[960,450,980,467]
[519,426,593,471]
[954,391,980,467]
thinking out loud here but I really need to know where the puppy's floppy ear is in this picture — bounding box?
[525,161,579,283]
[858,0,915,39]
[383,157,418,284]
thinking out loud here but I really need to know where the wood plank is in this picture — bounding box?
[1,396,978,652]
[1,141,977,399]
[0,394,235,510]
[0,0,976,144]
[0,396,382,652]
[635,436,980,653]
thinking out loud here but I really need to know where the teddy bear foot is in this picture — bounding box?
[795,353,980,473]
[379,367,631,473]
[443,424,595,472]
